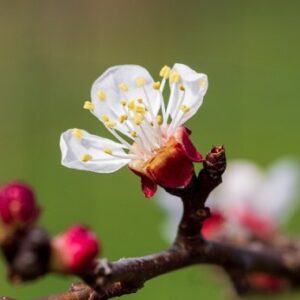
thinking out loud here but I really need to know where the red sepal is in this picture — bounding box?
[175,127,202,162]
[141,176,157,198]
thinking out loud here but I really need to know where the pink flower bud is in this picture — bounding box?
[0,182,40,228]
[247,273,288,292]
[51,225,100,273]
[237,210,276,239]
[201,212,225,240]
[129,126,202,198]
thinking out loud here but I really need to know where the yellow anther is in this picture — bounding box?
[152,81,161,90]
[81,154,92,162]
[199,79,206,88]
[134,114,144,125]
[131,131,137,138]
[180,105,190,113]
[137,98,143,104]
[120,100,127,107]
[179,84,185,91]
[83,101,94,111]
[170,71,180,83]
[156,115,163,125]
[72,128,83,139]
[127,100,136,111]
[101,114,110,122]
[135,77,146,87]
[119,83,129,92]
[134,105,147,114]
[97,90,107,101]
[103,148,113,155]
[105,120,117,128]
[119,114,128,123]
[159,65,171,79]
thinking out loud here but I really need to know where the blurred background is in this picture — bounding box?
[0,0,300,299]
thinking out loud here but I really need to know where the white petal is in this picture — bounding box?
[154,188,182,243]
[255,159,299,223]
[208,161,264,223]
[60,129,130,173]
[90,65,160,136]
[167,63,208,127]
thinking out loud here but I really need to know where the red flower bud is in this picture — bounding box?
[0,182,40,229]
[248,273,288,292]
[201,212,225,240]
[238,210,276,239]
[51,225,100,274]
[129,126,202,198]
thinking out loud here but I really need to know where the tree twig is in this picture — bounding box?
[3,146,300,299]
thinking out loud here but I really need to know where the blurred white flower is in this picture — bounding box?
[60,64,207,197]
[155,159,299,242]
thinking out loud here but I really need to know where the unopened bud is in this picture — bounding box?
[203,146,226,179]
[51,225,100,274]
[0,182,40,233]
[247,273,288,292]
[201,212,225,240]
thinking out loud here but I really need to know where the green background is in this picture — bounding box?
[0,0,300,299]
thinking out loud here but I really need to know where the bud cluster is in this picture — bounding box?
[51,225,100,273]
[0,182,40,240]
[0,181,100,278]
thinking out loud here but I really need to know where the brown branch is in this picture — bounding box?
[34,237,300,300]
[3,146,300,300]
[45,145,300,299]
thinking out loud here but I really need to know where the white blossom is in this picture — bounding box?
[60,64,208,175]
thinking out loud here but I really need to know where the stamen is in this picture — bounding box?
[119,83,129,92]
[170,71,180,83]
[135,77,146,87]
[131,131,137,138]
[114,153,137,160]
[134,114,144,125]
[104,126,132,149]
[167,88,186,135]
[81,154,92,162]
[140,87,163,145]
[124,99,159,153]
[127,100,136,111]
[156,115,163,125]
[101,114,110,122]
[164,84,185,126]
[137,98,143,104]
[119,114,128,123]
[103,148,113,155]
[72,128,83,139]
[159,65,171,79]
[152,81,161,90]
[94,153,137,161]
[179,84,185,91]
[120,100,127,107]
[137,123,159,150]
[142,86,156,120]
[158,80,167,121]
[134,105,147,114]
[180,105,190,113]
[105,121,117,129]
[127,109,153,153]
[141,114,163,146]
[164,83,175,126]
[97,90,107,101]
[83,101,94,111]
